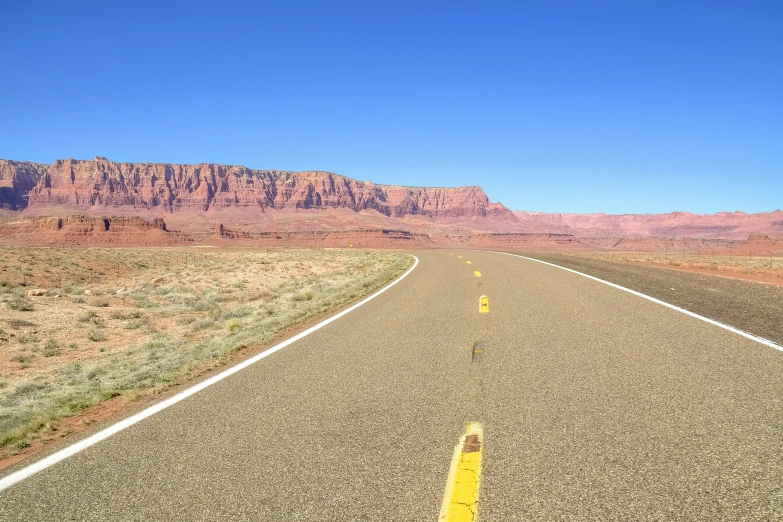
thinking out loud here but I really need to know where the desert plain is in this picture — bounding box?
[0,246,410,465]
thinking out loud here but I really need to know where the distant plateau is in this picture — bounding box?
[1,157,781,253]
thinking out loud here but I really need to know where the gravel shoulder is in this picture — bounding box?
[507,251,783,347]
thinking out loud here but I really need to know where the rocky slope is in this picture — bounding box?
[0,215,185,245]
[514,210,783,239]
[0,160,47,210]
[0,157,513,222]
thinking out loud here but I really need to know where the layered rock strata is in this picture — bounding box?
[0,157,512,221]
[0,215,184,245]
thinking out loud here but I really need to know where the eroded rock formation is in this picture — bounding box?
[0,157,512,221]
[0,160,47,210]
[0,215,184,245]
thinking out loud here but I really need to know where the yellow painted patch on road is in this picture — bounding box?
[466,261,472,265]
[439,422,483,522]
[479,295,489,314]
[458,255,463,259]
[474,271,481,277]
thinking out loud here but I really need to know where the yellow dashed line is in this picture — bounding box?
[466,261,472,265]
[439,423,483,522]
[474,271,481,277]
[458,255,463,259]
[479,295,489,314]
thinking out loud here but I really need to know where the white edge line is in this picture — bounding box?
[487,250,783,353]
[0,255,420,493]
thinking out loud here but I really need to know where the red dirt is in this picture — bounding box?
[641,261,783,288]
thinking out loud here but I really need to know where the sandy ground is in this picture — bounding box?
[544,251,783,288]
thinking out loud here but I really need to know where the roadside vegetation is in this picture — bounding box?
[0,246,411,456]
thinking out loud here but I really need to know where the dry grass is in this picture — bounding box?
[0,246,411,453]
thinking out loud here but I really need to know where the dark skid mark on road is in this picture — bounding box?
[467,339,487,421]
[471,340,485,364]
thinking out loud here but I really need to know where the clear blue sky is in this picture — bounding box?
[2,1,781,214]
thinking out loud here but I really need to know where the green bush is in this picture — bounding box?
[18,332,39,344]
[133,297,154,308]
[79,311,105,327]
[110,310,143,320]
[124,320,144,330]
[208,305,223,320]
[63,283,84,295]
[223,318,242,333]
[292,291,314,302]
[91,297,110,307]
[8,295,33,311]
[43,340,61,357]
[87,329,106,342]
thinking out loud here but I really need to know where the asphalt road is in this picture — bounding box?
[512,250,783,346]
[1,250,782,520]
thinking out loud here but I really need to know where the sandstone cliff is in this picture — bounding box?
[0,160,48,210]
[514,210,783,240]
[0,215,185,245]
[0,157,513,222]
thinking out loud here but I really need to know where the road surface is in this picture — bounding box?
[2,250,782,520]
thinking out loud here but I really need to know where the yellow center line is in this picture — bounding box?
[479,295,489,314]
[466,261,472,265]
[458,255,463,258]
[474,271,481,277]
[439,423,483,522]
